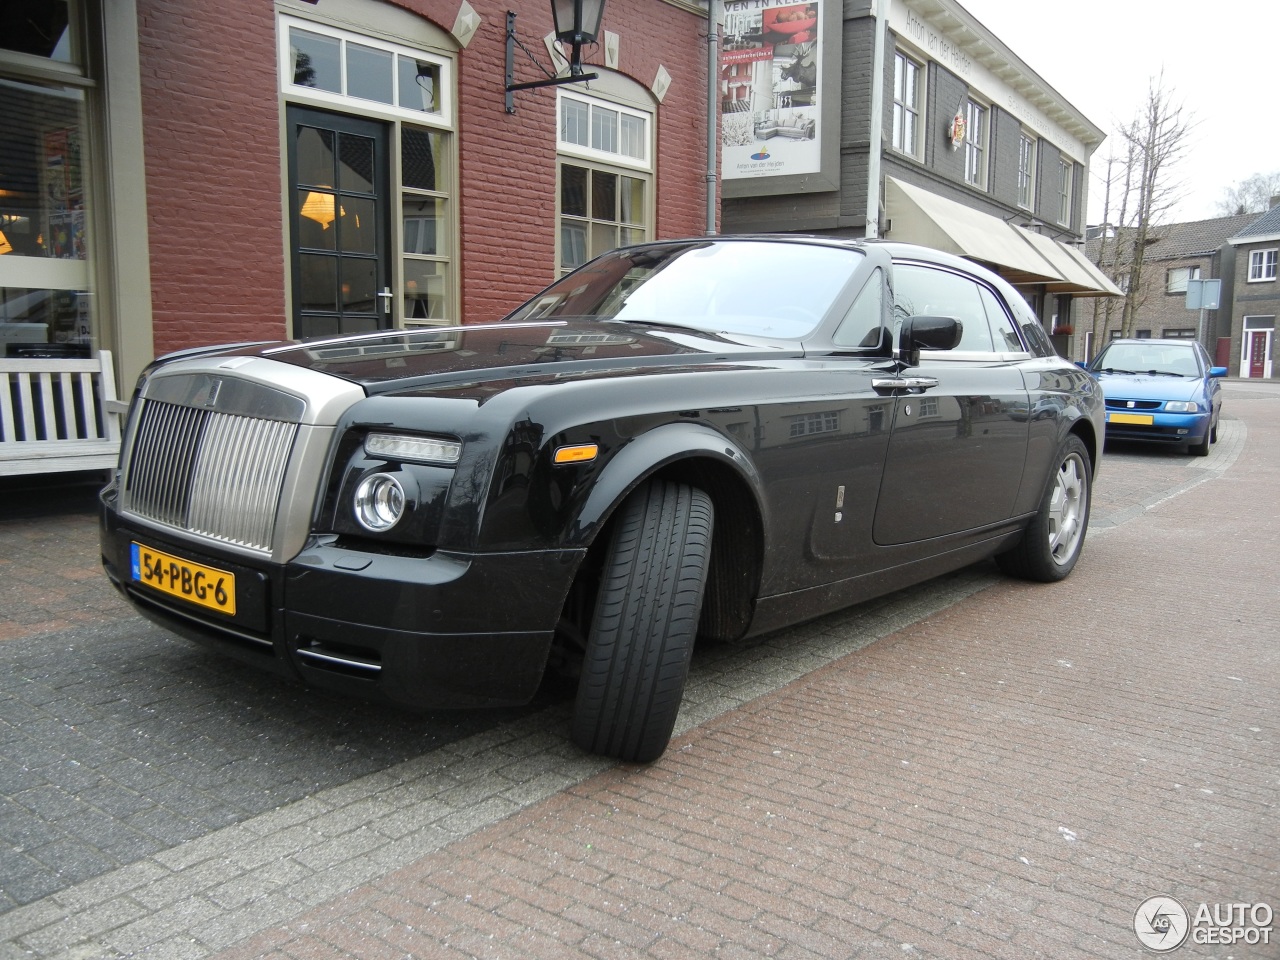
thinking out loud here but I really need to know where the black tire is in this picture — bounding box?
[1211,419,1219,444]
[1190,423,1212,457]
[571,481,713,763]
[996,435,1092,583]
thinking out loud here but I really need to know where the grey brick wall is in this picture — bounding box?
[989,107,1021,210]
[926,62,966,183]
[1035,140,1062,226]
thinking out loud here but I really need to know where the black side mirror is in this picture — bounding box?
[898,315,961,366]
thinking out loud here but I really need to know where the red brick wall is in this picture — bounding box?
[135,0,710,353]
[136,0,285,356]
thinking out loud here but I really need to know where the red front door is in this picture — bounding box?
[1249,331,1267,378]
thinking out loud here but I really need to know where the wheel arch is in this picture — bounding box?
[1067,416,1099,475]
[571,424,766,643]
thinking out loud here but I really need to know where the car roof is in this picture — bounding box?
[633,235,1003,279]
[1104,338,1201,347]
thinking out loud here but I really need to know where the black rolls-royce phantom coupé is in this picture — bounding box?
[101,237,1103,762]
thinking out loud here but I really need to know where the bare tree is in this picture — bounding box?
[1088,76,1194,341]
[1214,171,1280,216]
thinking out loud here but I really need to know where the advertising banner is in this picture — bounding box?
[720,0,822,181]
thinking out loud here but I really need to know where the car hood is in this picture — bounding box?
[188,321,803,394]
[1093,372,1203,402]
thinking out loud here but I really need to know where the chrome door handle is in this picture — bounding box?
[872,377,939,393]
[378,287,394,315]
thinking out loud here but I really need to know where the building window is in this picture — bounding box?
[558,91,653,275]
[0,8,97,355]
[284,20,450,123]
[892,52,921,157]
[279,16,456,330]
[558,164,648,274]
[1057,159,1073,226]
[1166,265,1201,294]
[1017,134,1036,209]
[1163,328,1195,338]
[1249,248,1277,282]
[400,126,451,323]
[558,92,650,169]
[963,100,986,189]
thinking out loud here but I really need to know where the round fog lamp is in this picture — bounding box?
[353,474,406,532]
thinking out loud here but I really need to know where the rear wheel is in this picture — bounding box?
[996,435,1091,582]
[571,481,713,763]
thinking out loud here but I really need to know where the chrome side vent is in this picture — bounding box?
[123,400,298,553]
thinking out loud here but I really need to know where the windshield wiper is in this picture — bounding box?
[1099,367,1138,375]
[1145,370,1188,377]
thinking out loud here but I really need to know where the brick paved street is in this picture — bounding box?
[0,382,1276,959]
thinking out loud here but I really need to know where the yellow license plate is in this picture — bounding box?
[1108,412,1154,425]
[130,542,236,615]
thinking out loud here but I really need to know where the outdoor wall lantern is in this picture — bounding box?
[504,0,607,113]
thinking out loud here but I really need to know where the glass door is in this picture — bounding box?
[287,106,390,339]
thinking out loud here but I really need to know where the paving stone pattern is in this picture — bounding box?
[0,395,1271,959]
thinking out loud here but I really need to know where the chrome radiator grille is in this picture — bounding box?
[122,399,298,552]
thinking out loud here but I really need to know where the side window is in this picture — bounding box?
[892,264,994,352]
[832,268,884,348]
[978,286,1026,353]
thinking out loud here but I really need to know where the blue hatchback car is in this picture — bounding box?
[1087,338,1226,456]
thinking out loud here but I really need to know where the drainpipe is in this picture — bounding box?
[706,0,720,235]
[864,0,888,238]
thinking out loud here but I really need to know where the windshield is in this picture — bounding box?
[1091,342,1202,377]
[504,241,864,340]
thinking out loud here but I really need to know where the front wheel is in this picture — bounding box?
[1190,419,1213,457]
[997,435,1092,583]
[571,481,713,763]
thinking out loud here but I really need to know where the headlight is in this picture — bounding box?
[353,473,406,532]
[1164,401,1200,413]
[365,432,461,464]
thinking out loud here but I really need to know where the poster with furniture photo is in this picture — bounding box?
[720,0,822,180]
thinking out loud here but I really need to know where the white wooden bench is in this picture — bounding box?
[0,350,124,477]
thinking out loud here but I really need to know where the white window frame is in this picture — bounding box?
[1017,133,1036,210]
[278,15,454,129]
[557,91,651,171]
[891,51,922,158]
[1057,158,1073,226]
[1248,248,1278,282]
[963,99,987,190]
[1166,265,1201,294]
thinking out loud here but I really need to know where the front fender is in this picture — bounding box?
[568,423,767,549]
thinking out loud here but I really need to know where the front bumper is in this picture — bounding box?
[100,488,584,709]
[1103,409,1210,445]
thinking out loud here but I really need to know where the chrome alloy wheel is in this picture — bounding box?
[1048,452,1087,565]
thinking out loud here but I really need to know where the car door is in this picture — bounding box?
[872,261,1031,546]
[788,264,897,575]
